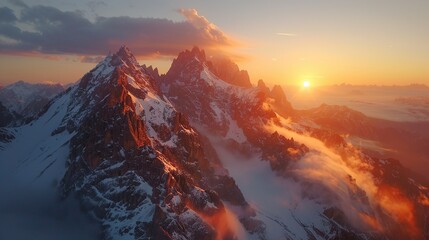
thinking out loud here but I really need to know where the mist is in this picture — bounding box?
[202,114,419,238]
[204,132,340,239]
[284,85,429,122]
[265,117,425,237]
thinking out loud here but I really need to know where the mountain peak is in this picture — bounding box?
[270,84,294,114]
[177,46,206,62]
[190,46,206,61]
[167,47,252,88]
[208,56,252,87]
[108,45,140,68]
[165,47,207,80]
[257,79,270,95]
[117,45,133,57]
[79,46,159,97]
[271,85,285,99]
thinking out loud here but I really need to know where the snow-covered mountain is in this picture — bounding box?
[1,46,428,240]
[0,81,65,120]
[0,46,263,240]
[161,47,429,240]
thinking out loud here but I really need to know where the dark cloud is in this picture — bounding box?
[7,0,28,8]
[87,1,107,13]
[0,7,17,22]
[0,6,235,58]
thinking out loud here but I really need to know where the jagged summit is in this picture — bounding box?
[166,47,252,87]
[173,46,207,64]
[90,46,141,78]
[110,45,140,68]
[114,45,134,60]
[257,79,270,95]
[271,85,288,105]
[117,45,132,56]
[255,79,294,115]
[190,46,207,61]
[209,55,252,88]
[174,47,206,65]
[78,46,162,98]
[141,64,160,81]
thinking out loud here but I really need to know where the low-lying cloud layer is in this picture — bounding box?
[265,120,378,230]
[0,4,235,60]
[265,117,425,238]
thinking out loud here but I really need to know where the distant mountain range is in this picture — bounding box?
[0,81,64,126]
[1,46,428,240]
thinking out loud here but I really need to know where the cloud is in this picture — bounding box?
[265,118,380,231]
[0,6,236,59]
[178,9,231,45]
[87,1,107,13]
[7,0,28,8]
[264,116,428,238]
[276,32,297,37]
[0,7,17,22]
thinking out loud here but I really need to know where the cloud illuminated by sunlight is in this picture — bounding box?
[376,185,421,238]
[178,9,231,45]
[263,115,427,237]
[0,5,237,59]
[264,117,380,230]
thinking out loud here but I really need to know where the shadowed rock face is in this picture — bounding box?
[0,101,20,127]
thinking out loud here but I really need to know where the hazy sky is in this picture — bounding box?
[0,0,428,86]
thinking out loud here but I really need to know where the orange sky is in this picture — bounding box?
[1,0,428,87]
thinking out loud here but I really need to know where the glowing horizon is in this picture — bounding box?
[0,0,428,87]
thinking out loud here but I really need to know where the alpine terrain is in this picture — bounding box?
[1,46,428,240]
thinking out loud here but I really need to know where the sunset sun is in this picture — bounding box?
[303,81,311,88]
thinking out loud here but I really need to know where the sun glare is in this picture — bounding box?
[303,81,310,88]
